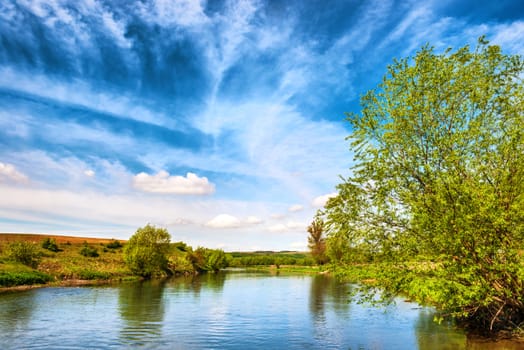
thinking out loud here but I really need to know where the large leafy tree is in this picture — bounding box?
[124,224,171,278]
[322,38,524,333]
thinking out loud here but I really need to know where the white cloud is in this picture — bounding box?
[101,10,131,48]
[205,214,242,229]
[267,221,306,233]
[133,171,215,195]
[138,0,210,28]
[0,68,172,128]
[168,217,193,226]
[0,162,29,183]
[246,216,263,224]
[268,224,287,232]
[491,21,524,54]
[312,192,338,207]
[288,204,304,212]
[84,169,95,177]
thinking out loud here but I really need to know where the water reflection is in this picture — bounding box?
[309,274,351,321]
[0,291,35,334]
[415,309,466,350]
[118,279,167,346]
[1,274,523,349]
[165,272,226,296]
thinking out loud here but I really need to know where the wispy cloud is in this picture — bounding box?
[0,162,28,183]
[268,221,306,233]
[1,0,523,250]
[288,204,304,213]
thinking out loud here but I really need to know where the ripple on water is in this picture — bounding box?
[0,274,521,349]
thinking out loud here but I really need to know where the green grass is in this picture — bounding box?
[0,238,131,287]
[0,270,53,287]
[0,234,326,288]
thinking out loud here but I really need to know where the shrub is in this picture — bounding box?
[80,243,99,258]
[106,239,123,249]
[75,269,110,280]
[0,271,52,287]
[42,238,60,252]
[8,241,40,268]
[188,247,228,273]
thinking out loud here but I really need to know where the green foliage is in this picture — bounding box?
[322,38,524,334]
[168,253,195,274]
[8,241,40,268]
[173,241,189,252]
[80,243,99,257]
[228,252,314,267]
[188,247,229,272]
[42,238,60,252]
[124,224,171,278]
[105,239,123,249]
[74,269,111,280]
[0,271,52,287]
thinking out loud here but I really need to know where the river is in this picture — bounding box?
[0,271,521,349]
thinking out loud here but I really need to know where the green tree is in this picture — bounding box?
[79,242,99,257]
[307,219,328,265]
[124,224,171,278]
[322,38,524,334]
[8,241,40,268]
[188,247,228,273]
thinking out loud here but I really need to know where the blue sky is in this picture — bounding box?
[1,0,523,251]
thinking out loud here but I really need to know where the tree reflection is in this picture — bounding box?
[309,274,351,322]
[415,311,466,350]
[166,272,226,296]
[0,291,35,335]
[118,279,167,346]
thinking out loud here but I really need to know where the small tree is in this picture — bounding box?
[42,238,60,252]
[124,224,171,278]
[307,219,328,265]
[8,241,40,268]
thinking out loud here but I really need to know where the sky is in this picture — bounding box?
[1,0,524,251]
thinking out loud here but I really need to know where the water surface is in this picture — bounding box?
[0,272,520,349]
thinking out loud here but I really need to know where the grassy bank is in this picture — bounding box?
[0,233,320,289]
[0,233,133,289]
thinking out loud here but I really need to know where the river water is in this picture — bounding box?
[0,271,521,349]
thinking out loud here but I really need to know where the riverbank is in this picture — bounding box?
[0,233,130,282]
[0,233,320,291]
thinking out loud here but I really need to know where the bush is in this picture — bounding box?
[80,243,99,257]
[75,269,111,280]
[42,238,60,252]
[106,239,123,249]
[188,247,228,273]
[124,224,171,278]
[168,254,195,274]
[8,241,40,268]
[0,271,52,287]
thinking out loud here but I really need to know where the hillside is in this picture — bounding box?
[0,233,125,245]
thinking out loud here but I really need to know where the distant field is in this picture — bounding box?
[0,233,125,244]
